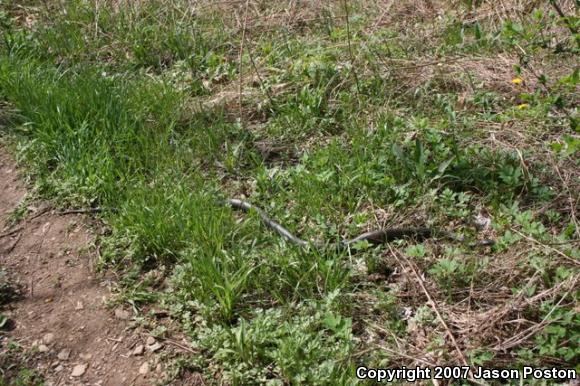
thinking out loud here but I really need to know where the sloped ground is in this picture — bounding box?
[0,1,578,385]
[0,146,158,385]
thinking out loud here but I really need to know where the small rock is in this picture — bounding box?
[146,336,156,345]
[400,307,413,320]
[473,213,492,231]
[156,363,163,372]
[71,363,88,377]
[151,309,169,317]
[114,308,130,320]
[57,348,71,360]
[55,365,64,373]
[41,222,51,234]
[79,353,92,360]
[139,362,150,375]
[75,301,84,310]
[38,344,50,353]
[133,345,145,356]
[43,333,55,344]
[147,342,163,353]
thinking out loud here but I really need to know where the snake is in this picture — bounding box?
[222,198,495,250]
[57,199,494,249]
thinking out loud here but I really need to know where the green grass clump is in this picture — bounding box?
[0,58,181,204]
[110,176,234,265]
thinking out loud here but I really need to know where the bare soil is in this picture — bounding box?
[0,146,161,385]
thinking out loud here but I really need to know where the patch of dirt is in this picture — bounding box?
[0,146,163,385]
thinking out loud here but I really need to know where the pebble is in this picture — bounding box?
[114,308,130,320]
[133,345,145,356]
[38,344,50,353]
[146,336,156,345]
[57,348,71,360]
[71,363,88,377]
[147,342,163,352]
[139,362,150,375]
[43,333,55,344]
[474,213,492,231]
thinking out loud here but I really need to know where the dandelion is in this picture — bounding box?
[517,103,529,110]
[511,77,523,85]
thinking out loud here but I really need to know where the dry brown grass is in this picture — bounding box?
[357,242,579,368]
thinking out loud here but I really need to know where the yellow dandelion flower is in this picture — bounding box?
[511,77,523,85]
[517,103,529,110]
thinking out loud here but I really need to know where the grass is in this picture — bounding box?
[0,0,579,384]
[0,267,18,331]
[0,339,44,386]
[0,269,38,385]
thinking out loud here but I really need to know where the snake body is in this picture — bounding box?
[223,199,494,249]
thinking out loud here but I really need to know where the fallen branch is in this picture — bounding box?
[3,232,22,254]
[58,207,116,215]
[159,337,198,355]
[0,226,23,239]
[549,0,578,36]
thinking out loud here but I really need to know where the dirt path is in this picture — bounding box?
[0,146,161,385]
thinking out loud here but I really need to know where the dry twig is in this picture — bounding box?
[388,246,468,366]
[0,227,23,239]
[238,0,251,116]
[494,274,578,351]
[342,0,361,96]
[511,228,580,267]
